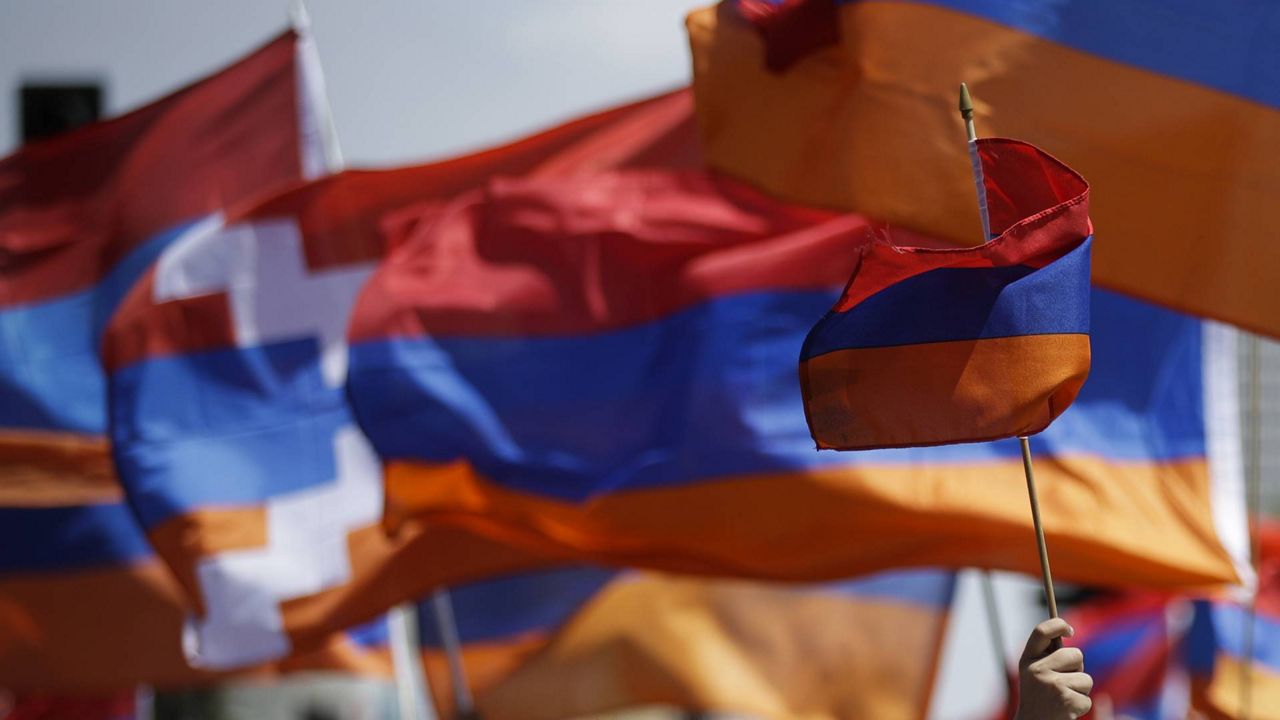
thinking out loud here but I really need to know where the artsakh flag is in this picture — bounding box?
[0,30,341,690]
[800,138,1091,449]
[102,90,696,670]
[688,0,1280,339]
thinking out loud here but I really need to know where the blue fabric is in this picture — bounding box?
[110,337,352,529]
[0,502,155,573]
[419,566,617,647]
[348,287,1203,503]
[802,237,1090,357]
[1199,601,1280,671]
[867,0,1280,109]
[826,568,955,609]
[0,220,198,432]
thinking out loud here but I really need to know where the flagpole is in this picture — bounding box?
[960,83,1062,638]
[431,590,480,720]
[977,571,1014,716]
[390,603,438,720]
[1241,332,1263,720]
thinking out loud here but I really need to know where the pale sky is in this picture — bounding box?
[0,2,1043,717]
[0,0,703,164]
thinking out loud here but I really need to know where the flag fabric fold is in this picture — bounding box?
[356,567,954,720]
[688,0,1280,339]
[477,569,955,720]
[346,157,1246,591]
[800,138,1091,450]
[102,90,697,670]
[0,30,335,690]
[1065,593,1188,720]
[1187,525,1280,719]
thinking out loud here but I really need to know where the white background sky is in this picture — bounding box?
[0,2,1045,718]
[0,0,703,163]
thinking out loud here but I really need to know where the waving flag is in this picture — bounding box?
[346,162,1247,590]
[475,569,955,720]
[1064,594,1189,720]
[688,0,1280,338]
[350,567,617,714]
[355,567,952,720]
[801,138,1091,449]
[103,90,697,670]
[0,30,331,689]
[1188,525,1280,719]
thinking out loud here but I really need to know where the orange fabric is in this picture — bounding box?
[802,334,1090,449]
[1191,655,1280,720]
[687,2,1280,337]
[471,574,947,720]
[276,523,561,654]
[0,559,203,690]
[147,507,269,614]
[384,454,1236,590]
[421,632,550,717]
[0,559,392,690]
[147,510,558,660]
[0,431,117,506]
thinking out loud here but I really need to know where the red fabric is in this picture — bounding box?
[104,90,699,371]
[737,0,840,72]
[348,169,868,341]
[4,691,134,720]
[0,33,302,306]
[833,138,1090,312]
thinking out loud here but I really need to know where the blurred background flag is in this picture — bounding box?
[800,138,1091,449]
[346,143,1248,590]
[349,567,618,716]
[475,569,955,720]
[687,0,1280,338]
[354,567,953,720]
[1062,593,1190,720]
[102,90,698,670]
[0,28,339,690]
[1187,524,1280,720]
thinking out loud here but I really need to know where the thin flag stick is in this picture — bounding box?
[959,83,991,241]
[959,83,1062,635]
[389,603,438,720]
[432,589,479,720]
[978,571,1015,716]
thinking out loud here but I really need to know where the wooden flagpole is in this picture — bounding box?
[960,84,1062,637]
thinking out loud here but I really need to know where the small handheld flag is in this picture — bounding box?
[799,137,1091,450]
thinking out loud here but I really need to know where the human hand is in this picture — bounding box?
[1014,618,1093,720]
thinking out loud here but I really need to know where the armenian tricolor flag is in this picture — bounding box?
[1066,594,1187,720]
[800,138,1091,449]
[346,146,1246,590]
[473,569,955,720]
[1187,525,1280,720]
[354,567,953,720]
